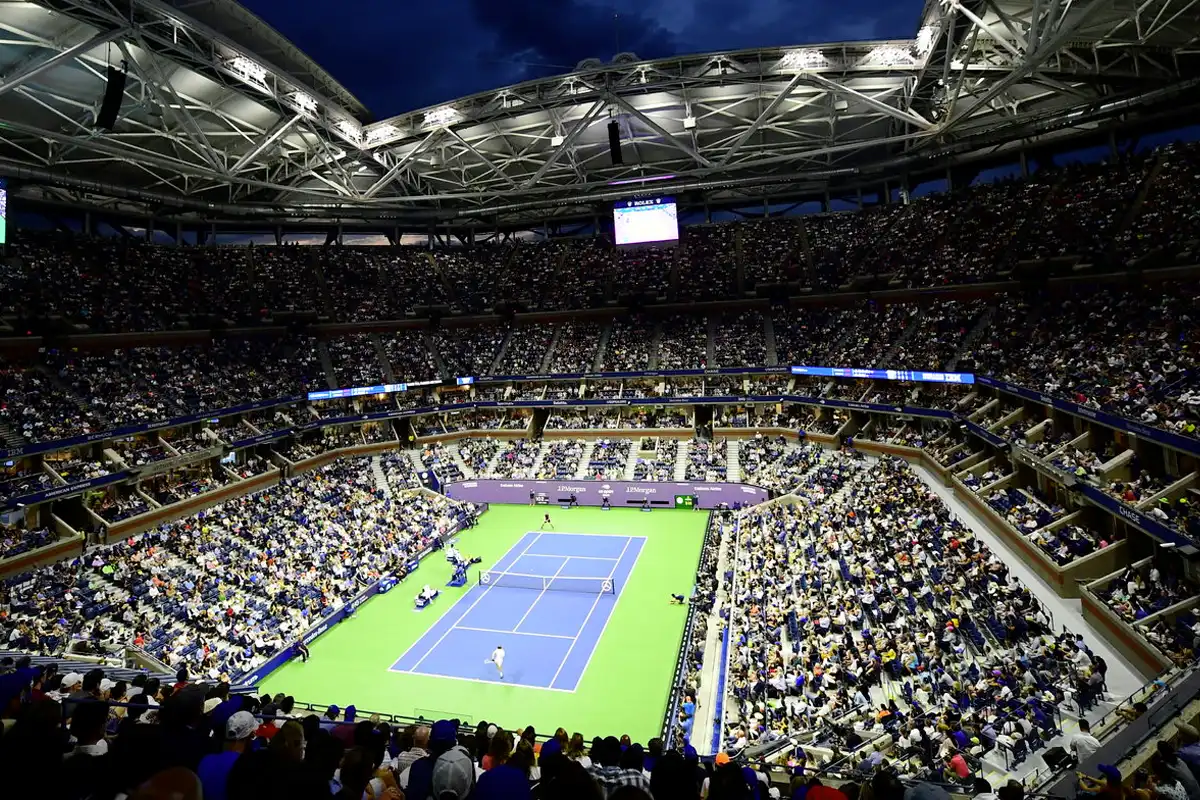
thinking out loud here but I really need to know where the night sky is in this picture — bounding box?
[239,0,924,119]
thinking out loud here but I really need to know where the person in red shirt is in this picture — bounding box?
[948,752,971,780]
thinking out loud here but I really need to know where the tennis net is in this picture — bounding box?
[477,570,616,594]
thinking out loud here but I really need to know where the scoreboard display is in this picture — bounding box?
[613,196,679,246]
[674,494,695,508]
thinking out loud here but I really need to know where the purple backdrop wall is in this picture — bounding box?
[443,479,770,509]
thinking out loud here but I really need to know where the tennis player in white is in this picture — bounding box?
[485,645,505,679]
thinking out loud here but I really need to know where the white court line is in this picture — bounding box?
[548,536,636,689]
[512,556,569,632]
[408,531,544,672]
[386,667,575,693]
[484,570,622,581]
[456,625,576,640]
[529,530,638,538]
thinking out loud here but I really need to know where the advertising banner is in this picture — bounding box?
[2,471,131,510]
[0,396,302,460]
[443,479,769,509]
[1077,484,1192,548]
[977,376,1200,458]
[963,421,1010,450]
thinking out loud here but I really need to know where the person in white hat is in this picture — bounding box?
[197,710,258,800]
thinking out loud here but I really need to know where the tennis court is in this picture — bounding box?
[390,531,645,691]
[258,506,705,740]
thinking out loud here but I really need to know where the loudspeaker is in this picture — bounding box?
[95,66,127,131]
[607,120,623,165]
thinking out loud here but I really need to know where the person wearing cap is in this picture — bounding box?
[322,704,342,731]
[197,710,257,800]
[404,719,477,800]
[1078,765,1124,800]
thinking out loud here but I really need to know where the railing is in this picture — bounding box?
[715,508,745,754]
[660,510,715,748]
[238,510,471,685]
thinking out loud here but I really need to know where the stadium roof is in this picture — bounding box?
[0,0,1198,228]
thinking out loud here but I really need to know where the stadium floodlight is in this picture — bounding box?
[336,119,362,144]
[550,134,565,146]
[778,49,826,72]
[423,106,460,128]
[292,92,317,115]
[366,125,399,146]
[683,116,697,130]
[865,46,913,67]
[914,26,938,56]
[227,56,268,88]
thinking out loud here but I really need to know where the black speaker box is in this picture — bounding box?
[607,120,623,165]
[96,66,127,130]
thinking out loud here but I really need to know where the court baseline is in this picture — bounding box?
[389,530,644,691]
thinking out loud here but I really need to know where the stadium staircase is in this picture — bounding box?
[727,440,741,482]
[763,315,778,366]
[371,334,398,383]
[489,327,514,375]
[448,445,473,480]
[796,218,816,286]
[706,316,718,367]
[483,444,506,476]
[0,420,25,450]
[668,246,684,295]
[35,365,111,430]
[370,455,392,499]
[528,440,550,478]
[427,331,450,380]
[427,253,456,301]
[734,227,746,296]
[622,442,640,479]
[311,257,334,318]
[948,305,997,370]
[673,440,691,480]
[879,307,924,365]
[575,442,597,479]
[538,327,561,374]
[406,448,426,475]
[648,322,665,370]
[1115,151,1168,241]
[591,322,613,372]
[316,342,338,390]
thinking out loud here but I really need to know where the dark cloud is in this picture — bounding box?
[466,0,679,75]
[239,0,924,118]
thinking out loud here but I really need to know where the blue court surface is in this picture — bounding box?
[390,531,645,691]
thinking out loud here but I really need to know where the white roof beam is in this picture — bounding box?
[522,100,605,188]
[0,26,129,98]
[941,0,1110,134]
[363,129,443,199]
[229,113,302,175]
[118,38,224,173]
[718,72,811,166]
[606,92,714,168]
[804,73,936,131]
[445,129,518,188]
